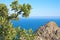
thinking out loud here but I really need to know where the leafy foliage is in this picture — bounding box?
[10,0,31,17]
[0,0,36,40]
[14,27,36,40]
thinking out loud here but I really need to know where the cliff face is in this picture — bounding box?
[34,21,60,40]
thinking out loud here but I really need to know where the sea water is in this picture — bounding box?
[12,18,60,31]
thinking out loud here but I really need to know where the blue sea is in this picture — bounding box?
[12,18,60,31]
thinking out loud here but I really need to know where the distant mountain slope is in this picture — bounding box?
[34,21,60,40]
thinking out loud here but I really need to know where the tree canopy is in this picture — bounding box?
[0,0,36,40]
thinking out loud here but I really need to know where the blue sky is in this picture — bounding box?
[0,0,60,18]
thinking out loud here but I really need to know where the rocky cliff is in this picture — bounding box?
[34,21,60,40]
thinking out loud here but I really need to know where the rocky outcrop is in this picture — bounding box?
[34,21,60,40]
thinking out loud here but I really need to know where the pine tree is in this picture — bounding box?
[0,0,35,40]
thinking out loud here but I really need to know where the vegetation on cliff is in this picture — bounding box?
[34,21,60,40]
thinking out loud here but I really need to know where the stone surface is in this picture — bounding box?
[34,21,60,40]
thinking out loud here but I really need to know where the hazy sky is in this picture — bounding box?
[0,0,60,18]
